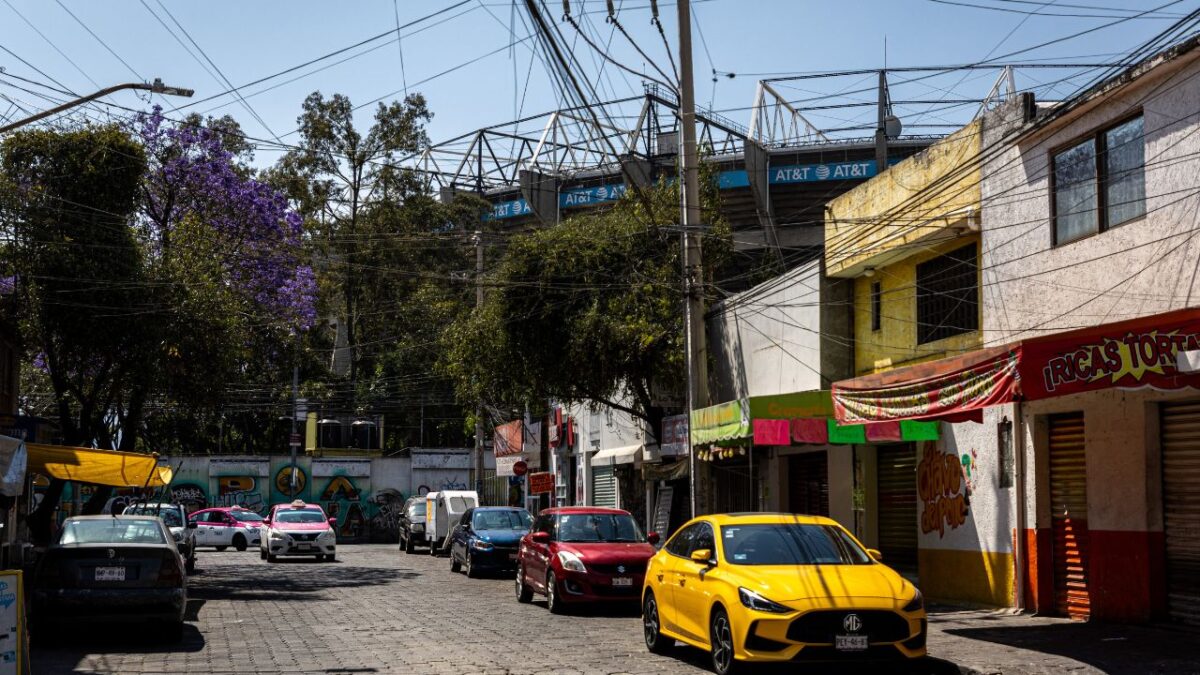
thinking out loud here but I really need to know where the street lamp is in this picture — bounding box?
[0,78,194,134]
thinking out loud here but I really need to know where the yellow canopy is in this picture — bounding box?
[26,444,173,488]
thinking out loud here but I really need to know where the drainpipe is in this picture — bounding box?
[1013,401,1028,612]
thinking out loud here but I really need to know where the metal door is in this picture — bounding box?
[1160,402,1200,624]
[591,464,618,508]
[1049,412,1090,620]
[876,444,918,577]
[788,451,830,516]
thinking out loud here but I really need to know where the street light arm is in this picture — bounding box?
[0,79,194,134]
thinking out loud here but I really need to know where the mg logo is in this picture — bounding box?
[843,613,863,633]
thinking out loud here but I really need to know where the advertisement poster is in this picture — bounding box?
[0,570,27,675]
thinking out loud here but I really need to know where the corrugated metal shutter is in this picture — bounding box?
[1049,412,1090,620]
[591,464,617,508]
[877,444,918,577]
[1160,402,1200,625]
[788,452,829,516]
[712,460,755,512]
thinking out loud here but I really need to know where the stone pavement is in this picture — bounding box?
[30,544,1200,674]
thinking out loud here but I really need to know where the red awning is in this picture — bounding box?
[833,308,1200,423]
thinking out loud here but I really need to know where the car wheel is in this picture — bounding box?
[429,539,439,556]
[215,546,228,552]
[402,534,413,554]
[185,556,196,574]
[515,565,533,603]
[546,571,566,615]
[464,553,478,578]
[450,553,462,573]
[267,552,277,563]
[709,607,742,675]
[643,591,673,654]
[327,552,336,562]
[232,534,248,552]
[259,547,266,560]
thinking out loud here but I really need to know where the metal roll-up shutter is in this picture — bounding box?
[591,463,617,508]
[1160,402,1200,625]
[788,451,830,516]
[1049,412,1090,620]
[877,444,918,577]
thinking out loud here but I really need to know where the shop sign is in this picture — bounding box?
[1021,310,1200,400]
[659,414,690,456]
[748,390,834,419]
[690,399,750,446]
[528,472,554,494]
[493,421,523,458]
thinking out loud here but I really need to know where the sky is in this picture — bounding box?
[0,0,1193,168]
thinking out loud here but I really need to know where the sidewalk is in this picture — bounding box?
[928,607,1200,675]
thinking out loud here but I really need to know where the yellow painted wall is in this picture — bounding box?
[919,548,1014,608]
[826,120,983,278]
[853,236,983,375]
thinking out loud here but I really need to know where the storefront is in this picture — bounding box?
[833,308,1200,621]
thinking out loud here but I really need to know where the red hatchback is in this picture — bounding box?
[515,507,658,613]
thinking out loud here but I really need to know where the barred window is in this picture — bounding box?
[870,282,882,332]
[916,243,978,344]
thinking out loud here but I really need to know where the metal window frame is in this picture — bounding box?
[1049,110,1145,247]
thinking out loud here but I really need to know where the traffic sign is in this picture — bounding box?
[289,433,301,447]
[528,472,553,494]
[512,460,528,476]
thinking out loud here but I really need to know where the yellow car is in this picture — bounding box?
[641,513,926,674]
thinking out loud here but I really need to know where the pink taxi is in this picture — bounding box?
[187,506,264,551]
[260,500,338,562]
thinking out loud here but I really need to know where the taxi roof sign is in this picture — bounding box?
[290,499,306,509]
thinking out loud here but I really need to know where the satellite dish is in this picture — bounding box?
[885,114,903,139]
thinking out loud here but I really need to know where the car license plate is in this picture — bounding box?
[508,553,518,560]
[835,635,868,652]
[95,566,125,582]
[296,544,312,550]
[612,577,633,587]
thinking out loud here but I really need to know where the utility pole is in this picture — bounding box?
[290,365,300,495]
[677,0,708,519]
[474,229,485,494]
[0,78,193,134]
[875,70,888,173]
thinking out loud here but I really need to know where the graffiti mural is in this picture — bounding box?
[274,466,307,498]
[321,476,361,501]
[437,476,468,491]
[367,488,405,542]
[917,441,970,537]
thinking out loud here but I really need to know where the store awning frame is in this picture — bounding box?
[591,444,644,466]
[26,444,172,488]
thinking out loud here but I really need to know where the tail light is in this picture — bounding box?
[157,553,182,586]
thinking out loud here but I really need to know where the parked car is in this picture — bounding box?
[260,500,337,562]
[449,507,531,577]
[32,515,188,642]
[640,513,927,675]
[515,506,658,614]
[426,490,479,556]
[398,496,428,553]
[122,502,197,574]
[188,506,264,551]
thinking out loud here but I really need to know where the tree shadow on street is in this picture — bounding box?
[32,621,205,673]
[188,563,419,602]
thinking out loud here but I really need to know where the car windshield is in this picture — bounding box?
[59,519,167,545]
[407,502,426,517]
[275,509,327,524]
[473,510,531,531]
[123,506,182,527]
[229,511,263,523]
[556,513,644,543]
[719,524,872,565]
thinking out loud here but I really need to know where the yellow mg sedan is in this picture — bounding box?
[641,513,926,674]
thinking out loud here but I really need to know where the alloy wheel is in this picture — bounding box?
[710,609,735,675]
[643,593,671,654]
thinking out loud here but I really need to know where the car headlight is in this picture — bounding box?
[270,531,287,541]
[557,550,587,573]
[412,523,424,532]
[902,589,924,613]
[471,539,494,551]
[172,531,183,542]
[738,587,792,614]
[318,530,335,541]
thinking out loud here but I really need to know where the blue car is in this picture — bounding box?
[449,507,532,577]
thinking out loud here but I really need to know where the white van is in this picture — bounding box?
[427,490,479,555]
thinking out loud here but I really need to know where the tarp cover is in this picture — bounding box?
[0,435,26,496]
[26,444,171,487]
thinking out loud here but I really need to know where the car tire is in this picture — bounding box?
[267,552,278,563]
[464,553,478,578]
[327,553,336,562]
[405,535,415,554]
[429,539,439,556]
[515,565,533,603]
[450,554,462,573]
[709,607,742,675]
[233,534,248,552]
[185,556,196,574]
[546,571,567,615]
[643,591,673,654]
[259,547,266,560]
[215,546,228,552]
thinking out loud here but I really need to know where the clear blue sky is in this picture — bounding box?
[0,0,1190,165]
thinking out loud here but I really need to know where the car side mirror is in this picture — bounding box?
[186,521,198,530]
[690,548,716,566]
[329,517,338,527]
[647,532,660,545]
[262,519,271,527]
[531,531,550,544]
[867,548,883,562]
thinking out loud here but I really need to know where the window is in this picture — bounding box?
[665,523,698,558]
[870,282,882,332]
[1053,114,1145,244]
[555,513,644,543]
[718,524,872,566]
[916,243,979,344]
[691,523,715,557]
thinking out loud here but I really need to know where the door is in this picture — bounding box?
[1049,412,1090,620]
[452,509,473,563]
[591,464,618,508]
[1160,402,1200,625]
[522,513,554,592]
[876,444,918,578]
[655,523,697,636]
[788,451,830,516]
[673,521,716,643]
[211,512,234,547]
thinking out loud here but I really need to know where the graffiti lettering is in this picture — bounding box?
[217,476,257,497]
[437,476,467,491]
[321,476,361,501]
[170,484,208,511]
[917,442,970,538]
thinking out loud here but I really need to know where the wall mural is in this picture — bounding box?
[917,441,971,538]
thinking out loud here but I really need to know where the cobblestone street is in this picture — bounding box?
[28,544,1200,675]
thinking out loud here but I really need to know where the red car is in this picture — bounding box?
[515,507,659,614]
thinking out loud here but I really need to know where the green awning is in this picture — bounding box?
[690,399,750,446]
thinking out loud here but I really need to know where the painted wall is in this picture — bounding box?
[826,120,982,278]
[566,399,647,507]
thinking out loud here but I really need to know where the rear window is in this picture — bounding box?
[229,511,263,523]
[407,502,426,517]
[123,505,182,528]
[448,496,471,512]
[59,519,167,545]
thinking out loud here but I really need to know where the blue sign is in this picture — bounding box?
[487,183,628,220]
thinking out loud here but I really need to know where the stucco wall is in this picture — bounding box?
[981,52,1200,341]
